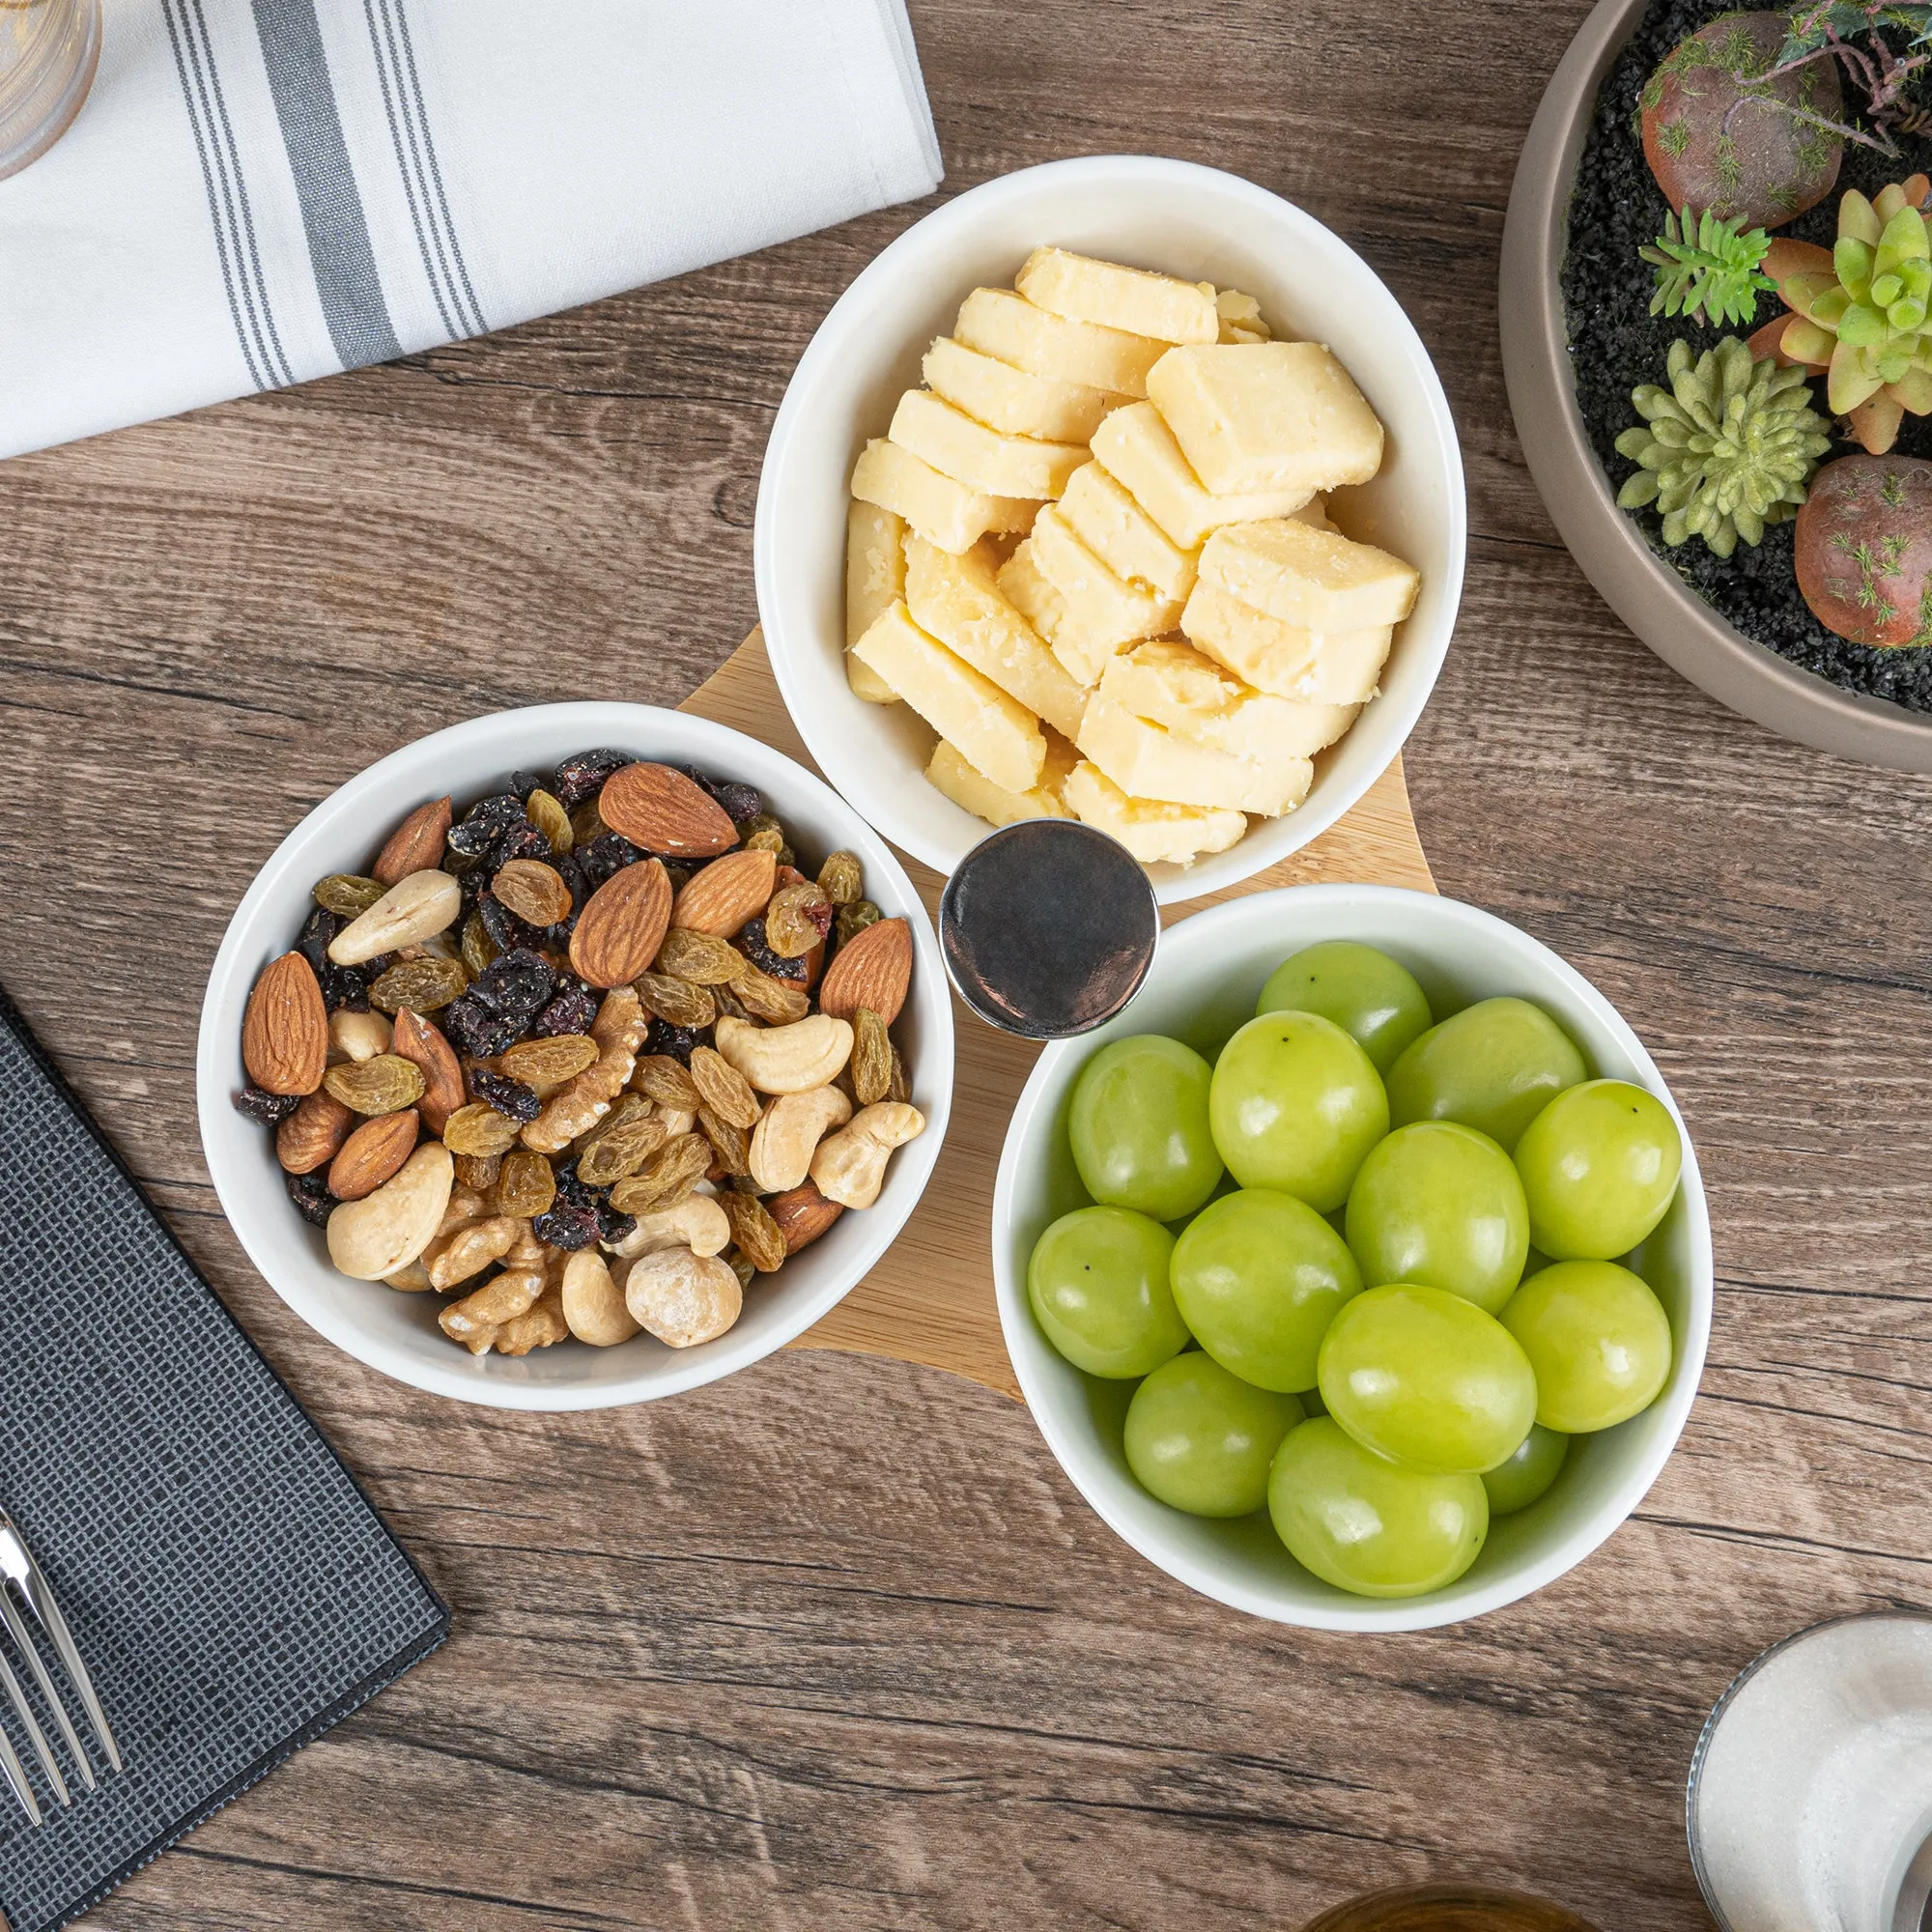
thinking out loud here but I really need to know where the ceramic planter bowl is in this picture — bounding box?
[756,154,1467,904]
[992,884,1712,1633]
[1501,0,1932,771]
[197,703,953,1411]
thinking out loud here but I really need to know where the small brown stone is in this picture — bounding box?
[1794,455,1932,646]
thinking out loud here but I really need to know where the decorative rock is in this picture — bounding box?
[1794,455,1932,646]
[1639,11,1842,230]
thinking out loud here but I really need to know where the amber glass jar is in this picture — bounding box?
[1299,1884,1602,1932]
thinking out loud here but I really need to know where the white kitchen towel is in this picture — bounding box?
[0,0,942,459]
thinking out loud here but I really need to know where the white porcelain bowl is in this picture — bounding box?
[755,155,1466,905]
[992,885,1711,1632]
[197,703,953,1410]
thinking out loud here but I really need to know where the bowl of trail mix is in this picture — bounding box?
[197,703,952,1408]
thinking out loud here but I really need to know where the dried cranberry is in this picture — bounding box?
[285,1170,332,1228]
[553,749,632,810]
[469,1066,541,1122]
[644,1018,703,1064]
[577,832,641,892]
[441,994,525,1059]
[297,904,338,976]
[532,1200,601,1250]
[234,1085,301,1125]
[474,947,555,1016]
[682,766,762,824]
[323,965,371,1013]
[446,792,526,857]
[477,893,540,956]
[531,980,600,1037]
[738,917,808,982]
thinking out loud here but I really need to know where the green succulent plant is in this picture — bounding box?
[1615,336,1833,557]
[1641,206,1776,327]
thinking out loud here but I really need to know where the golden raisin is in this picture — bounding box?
[718,1190,786,1273]
[369,955,469,1015]
[652,927,740,985]
[817,850,864,906]
[314,873,387,917]
[493,1148,557,1218]
[728,960,810,1025]
[442,1102,524,1156]
[493,858,574,928]
[451,1151,503,1191]
[764,880,832,958]
[609,1133,711,1213]
[461,912,499,979]
[323,1054,427,1116]
[634,971,716,1030]
[851,1008,892,1107]
[698,1106,752,1177]
[690,1045,761,1129]
[526,787,574,856]
[887,1043,910,1106]
[499,1033,600,1091]
[578,1110,669,1187]
[632,1054,701,1110]
[835,899,882,948]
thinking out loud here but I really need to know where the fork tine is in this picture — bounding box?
[0,1711,41,1828]
[0,1596,85,1795]
[0,1514,121,1776]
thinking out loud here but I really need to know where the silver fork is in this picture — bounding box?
[0,1511,122,1825]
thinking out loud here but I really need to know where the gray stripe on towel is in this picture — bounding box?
[251,0,403,370]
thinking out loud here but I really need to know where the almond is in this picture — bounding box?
[599,763,739,857]
[242,952,328,1094]
[816,917,913,1025]
[373,797,453,886]
[276,1089,354,1175]
[390,1008,465,1136]
[765,1181,843,1256]
[669,847,777,937]
[569,858,671,988]
[328,1109,422,1202]
[493,857,573,927]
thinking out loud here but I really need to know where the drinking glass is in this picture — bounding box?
[1690,1612,1932,1932]
[0,0,99,182]
[1298,1885,1601,1932]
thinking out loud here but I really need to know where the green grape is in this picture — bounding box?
[1513,1079,1683,1261]
[1385,997,1588,1152]
[1068,1035,1224,1222]
[1481,1423,1570,1516]
[1027,1207,1188,1378]
[1256,941,1434,1074]
[1318,1284,1536,1474]
[1344,1121,1529,1315]
[1208,1010,1388,1210]
[1124,1353,1304,1517]
[1170,1188,1363,1392]
[1501,1260,1673,1432]
[1268,1417,1489,1599]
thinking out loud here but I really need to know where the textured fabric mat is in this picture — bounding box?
[0,986,448,1932]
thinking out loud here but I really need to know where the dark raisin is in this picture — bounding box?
[446,792,526,857]
[681,766,762,824]
[554,855,587,909]
[297,904,339,976]
[477,893,540,956]
[553,749,632,810]
[285,1170,333,1228]
[551,1158,595,1207]
[530,980,601,1038]
[738,917,808,982]
[664,863,693,895]
[507,769,545,802]
[597,1203,637,1244]
[577,832,641,891]
[484,821,551,875]
[323,965,371,1013]
[469,1065,542,1122]
[234,1085,301,1125]
[532,1200,602,1250]
[644,1018,703,1064]
[441,993,525,1059]
[474,947,556,1016]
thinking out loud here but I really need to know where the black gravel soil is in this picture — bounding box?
[1563,0,1932,712]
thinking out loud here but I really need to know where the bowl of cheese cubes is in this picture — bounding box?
[755,155,1465,903]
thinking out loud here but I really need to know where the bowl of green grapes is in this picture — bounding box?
[991,883,1711,1632]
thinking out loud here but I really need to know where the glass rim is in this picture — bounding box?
[1686,1607,1932,1932]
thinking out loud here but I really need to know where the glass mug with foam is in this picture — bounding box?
[0,0,99,182]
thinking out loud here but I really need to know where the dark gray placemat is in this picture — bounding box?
[0,986,449,1932]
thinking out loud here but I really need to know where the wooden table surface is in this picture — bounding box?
[5,1,1928,1925]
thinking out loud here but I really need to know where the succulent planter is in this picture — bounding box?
[1501,0,1932,770]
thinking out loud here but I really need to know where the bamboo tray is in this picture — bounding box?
[683,632,1437,1400]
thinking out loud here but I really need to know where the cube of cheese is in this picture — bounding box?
[1058,462,1197,603]
[1101,640,1358,761]
[904,536,1087,740]
[850,602,1045,794]
[1016,246,1219,346]
[851,438,1036,556]
[923,336,1114,444]
[1215,289,1271,344]
[1077,692,1312,817]
[890,389,1086,502]
[1025,504,1182,684]
[845,501,906,704]
[1181,581,1392,705]
[1092,403,1314,552]
[955,286,1167,398]
[1065,761,1248,867]
[1147,342,1385,497]
[1199,516,1421,632]
[927,730,1079,829]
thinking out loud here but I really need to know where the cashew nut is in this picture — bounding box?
[658,1106,696,1139]
[561,1250,640,1347]
[603,1193,731,1262]
[327,869,461,965]
[808,1101,926,1209]
[749,1086,853,1193]
[624,1247,742,1348]
[715,1013,853,1094]
[326,1142,454,1279]
[327,1009,392,1064]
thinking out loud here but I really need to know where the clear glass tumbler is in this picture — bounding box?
[0,0,100,183]
[1690,1612,1932,1932]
